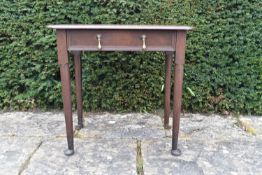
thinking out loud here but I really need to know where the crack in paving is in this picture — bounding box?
[0,135,47,138]
[136,139,144,175]
[18,140,43,175]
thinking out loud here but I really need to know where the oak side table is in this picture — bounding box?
[48,24,193,156]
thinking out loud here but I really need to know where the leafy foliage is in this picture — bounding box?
[0,0,261,114]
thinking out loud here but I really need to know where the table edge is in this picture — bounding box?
[47,24,193,30]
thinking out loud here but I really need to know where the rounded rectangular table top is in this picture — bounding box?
[47,24,193,30]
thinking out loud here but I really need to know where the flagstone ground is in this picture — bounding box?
[0,112,261,175]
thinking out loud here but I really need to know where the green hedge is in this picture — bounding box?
[0,0,261,114]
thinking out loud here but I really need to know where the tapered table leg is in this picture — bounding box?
[171,31,187,156]
[56,30,74,156]
[164,52,173,129]
[73,51,83,130]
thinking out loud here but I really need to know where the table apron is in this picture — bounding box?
[67,30,176,52]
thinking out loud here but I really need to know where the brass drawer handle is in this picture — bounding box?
[96,34,102,50]
[141,34,147,50]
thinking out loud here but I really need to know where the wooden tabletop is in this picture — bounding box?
[47,24,193,30]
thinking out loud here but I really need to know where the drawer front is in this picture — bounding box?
[67,30,176,51]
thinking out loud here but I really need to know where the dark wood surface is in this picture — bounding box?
[48,24,193,30]
[67,29,176,51]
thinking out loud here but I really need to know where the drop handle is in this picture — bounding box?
[141,34,147,50]
[96,34,102,50]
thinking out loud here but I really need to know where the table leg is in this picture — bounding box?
[73,51,83,130]
[56,30,74,156]
[164,52,173,129]
[171,31,187,156]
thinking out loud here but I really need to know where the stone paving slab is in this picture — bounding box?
[0,112,66,137]
[0,112,165,140]
[239,115,262,137]
[0,137,42,175]
[22,138,137,175]
[142,138,262,175]
[78,113,165,139]
[165,114,250,141]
